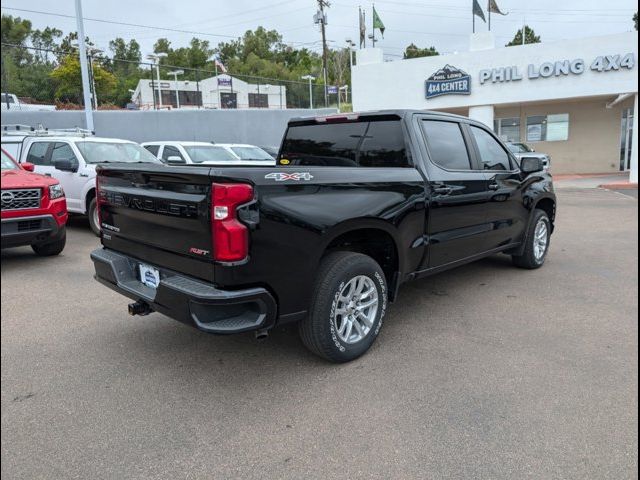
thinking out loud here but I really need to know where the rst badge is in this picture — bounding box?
[426,64,471,99]
[265,172,314,181]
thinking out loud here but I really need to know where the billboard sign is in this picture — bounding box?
[425,64,471,99]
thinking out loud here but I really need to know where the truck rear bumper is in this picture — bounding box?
[1,214,61,248]
[90,248,277,334]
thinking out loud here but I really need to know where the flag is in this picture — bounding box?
[214,55,227,73]
[359,7,366,48]
[488,0,508,15]
[473,0,486,23]
[373,6,385,37]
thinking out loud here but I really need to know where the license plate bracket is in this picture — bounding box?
[139,263,160,289]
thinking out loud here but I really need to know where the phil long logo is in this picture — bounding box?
[426,65,471,99]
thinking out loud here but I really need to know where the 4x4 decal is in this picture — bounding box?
[265,172,314,181]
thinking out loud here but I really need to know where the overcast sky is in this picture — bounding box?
[1,0,637,60]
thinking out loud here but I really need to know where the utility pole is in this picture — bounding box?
[317,0,330,108]
[74,0,94,131]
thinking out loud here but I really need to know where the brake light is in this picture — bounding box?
[315,114,359,123]
[211,183,254,262]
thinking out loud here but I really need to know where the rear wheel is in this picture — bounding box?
[299,251,387,363]
[512,209,551,269]
[88,197,100,236]
[32,229,66,256]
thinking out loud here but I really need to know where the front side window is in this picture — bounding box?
[144,145,160,156]
[470,126,512,171]
[184,146,237,163]
[161,145,185,162]
[76,141,159,164]
[51,143,78,164]
[526,114,569,142]
[421,120,471,170]
[26,142,52,166]
[494,117,521,142]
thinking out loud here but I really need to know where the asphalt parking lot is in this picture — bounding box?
[1,187,637,479]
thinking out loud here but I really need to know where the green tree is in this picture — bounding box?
[50,54,116,104]
[403,43,439,59]
[30,27,63,64]
[634,12,638,31]
[153,37,213,74]
[1,15,33,64]
[506,26,541,46]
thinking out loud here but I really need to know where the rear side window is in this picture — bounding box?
[26,142,51,166]
[144,145,159,156]
[421,120,471,170]
[470,126,512,171]
[280,120,409,167]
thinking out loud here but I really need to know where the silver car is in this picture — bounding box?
[507,142,551,170]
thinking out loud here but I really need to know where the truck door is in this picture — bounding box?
[50,142,84,212]
[417,117,492,268]
[467,124,529,252]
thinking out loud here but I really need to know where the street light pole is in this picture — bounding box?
[147,53,167,109]
[74,0,94,131]
[168,69,184,109]
[301,75,316,109]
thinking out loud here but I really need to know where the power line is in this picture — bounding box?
[0,6,318,45]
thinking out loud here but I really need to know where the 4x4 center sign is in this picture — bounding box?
[425,65,471,99]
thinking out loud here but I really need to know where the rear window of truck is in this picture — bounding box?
[279,119,409,168]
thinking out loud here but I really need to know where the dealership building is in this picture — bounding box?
[352,32,638,179]
[131,74,287,110]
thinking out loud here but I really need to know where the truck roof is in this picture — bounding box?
[290,109,468,124]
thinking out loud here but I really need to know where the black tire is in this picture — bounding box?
[32,229,66,256]
[299,251,388,363]
[88,197,100,236]
[512,209,551,269]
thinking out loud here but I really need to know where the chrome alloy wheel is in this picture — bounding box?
[333,275,379,344]
[533,218,549,262]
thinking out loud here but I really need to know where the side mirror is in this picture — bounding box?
[21,162,35,172]
[166,155,185,164]
[54,157,79,172]
[520,157,544,175]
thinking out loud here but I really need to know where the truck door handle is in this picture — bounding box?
[433,185,453,195]
[488,183,499,190]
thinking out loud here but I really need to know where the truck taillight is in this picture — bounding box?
[211,183,254,262]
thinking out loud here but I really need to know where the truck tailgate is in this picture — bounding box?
[97,164,215,282]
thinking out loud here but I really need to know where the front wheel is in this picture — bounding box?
[299,251,388,363]
[88,197,100,236]
[512,209,551,269]
[32,229,66,256]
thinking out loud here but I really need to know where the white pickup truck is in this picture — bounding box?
[1,127,160,234]
[1,93,56,111]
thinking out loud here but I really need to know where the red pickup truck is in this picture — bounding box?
[1,148,68,255]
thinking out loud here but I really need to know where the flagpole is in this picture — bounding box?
[488,5,491,31]
[371,5,375,47]
[473,8,475,34]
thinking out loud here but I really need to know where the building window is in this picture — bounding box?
[494,117,520,142]
[526,114,569,142]
[248,93,269,108]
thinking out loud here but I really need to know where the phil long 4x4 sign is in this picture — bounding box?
[426,65,471,99]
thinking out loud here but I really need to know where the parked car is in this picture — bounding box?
[1,148,68,256]
[6,127,160,235]
[91,110,556,362]
[216,144,275,164]
[1,93,56,111]
[507,142,551,170]
[142,141,275,166]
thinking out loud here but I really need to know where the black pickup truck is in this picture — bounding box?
[91,110,556,362]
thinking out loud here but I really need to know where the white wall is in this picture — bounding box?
[352,32,638,111]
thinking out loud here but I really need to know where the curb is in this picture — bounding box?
[599,183,638,190]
